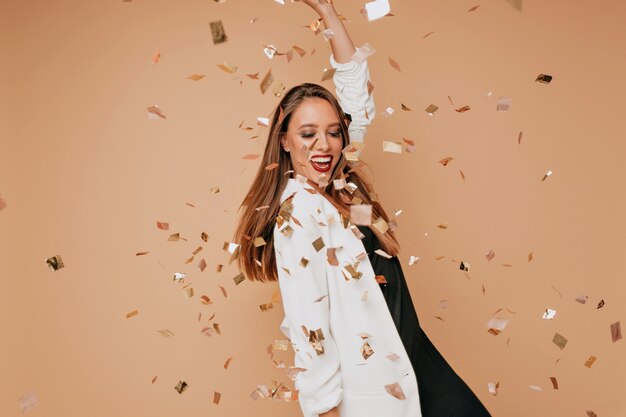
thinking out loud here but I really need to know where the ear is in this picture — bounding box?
[280,135,289,152]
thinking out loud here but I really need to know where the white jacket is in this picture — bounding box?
[273,51,422,417]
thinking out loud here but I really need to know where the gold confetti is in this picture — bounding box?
[372,217,389,234]
[18,391,38,413]
[382,140,402,153]
[384,383,406,400]
[168,233,181,241]
[597,299,605,309]
[151,375,158,384]
[387,353,401,361]
[459,169,465,181]
[552,333,568,350]
[217,62,238,73]
[200,295,212,305]
[147,105,166,119]
[496,97,512,111]
[45,255,64,271]
[375,250,392,259]
[135,251,149,256]
[486,317,509,336]
[321,67,336,81]
[584,355,597,368]
[586,411,598,417]
[126,310,138,319]
[253,237,266,247]
[0,194,6,211]
[273,81,286,97]
[518,131,523,144]
[187,74,205,81]
[423,31,434,38]
[326,248,339,266]
[575,294,588,304]
[242,154,260,160]
[439,157,453,166]
[388,56,401,72]
[485,249,495,261]
[425,104,438,115]
[309,328,325,355]
[535,73,552,84]
[350,204,372,225]
[455,105,471,113]
[233,272,245,285]
[361,341,374,359]
[213,323,221,335]
[198,258,207,272]
[224,357,233,369]
[174,380,188,394]
[151,48,161,64]
[260,69,274,94]
[488,381,500,396]
[402,137,415,153]
[611,321,622,342]
[158,329,175,337]
[312,237,325,252]
[259,303,273,312]
[184,287,194,298]
[541,170,553,181]
[401,103,411,111]
[550,377,559,389]
[210,20,228,44]
[218,285,229,299]
[468,5,480,11]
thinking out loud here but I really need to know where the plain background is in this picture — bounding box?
[1,0,625,416]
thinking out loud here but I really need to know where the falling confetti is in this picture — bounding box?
[210,20,228,44]
[550,377,559,389]
[496,97,512,111]
[187,74,206,81]
[18,391,38,413]
[45,255,65,272]
[174,380,188,394]
[363,0,391,21]
[542,308,557,320]
[468,5,480,12]
[384,382,406,400]
[147,105,166,119]
[552,333,568,350]
[584,355,597,368]
[611,321,622,342]
[0,194,6,211]
[388,56,401,72]
[126,310,139,319]
[536,73,553,84]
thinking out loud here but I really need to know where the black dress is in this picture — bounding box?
[356,225,491,417]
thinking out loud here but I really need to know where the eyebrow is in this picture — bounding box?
[297,122,341,129]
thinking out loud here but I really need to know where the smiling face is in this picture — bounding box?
[280,97,345,185]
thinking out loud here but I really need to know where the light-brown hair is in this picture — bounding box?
[232,83,400,282]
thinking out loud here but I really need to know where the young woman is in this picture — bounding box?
[233,1,492,416]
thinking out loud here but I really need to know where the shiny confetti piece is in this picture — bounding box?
[209,186,220,195]
[213,391,221,404]
[0,194,6,211]
[586,411,598,417]
[213,323,221,335]
[584,355,597,368]
[455,105,471,113]
[210,20,227,44]
[260,69,273,94]
[184,287,194,298]
[597,299,605,309]
[518,131,523,144]
[439,157,453,166]
[529,384,542,392]
[217,62,237,73]
[485,249,495,261]
[361,341,374,359]
[135,251,149,256]
[218,285,229,300]
[408,255,420,265]
[375,249,392,259]
[224,357,233,369]
[263,44,277,59]
[487,382,500,396]
[156,221,169,230]
[174,380,188,394]
[384,382,406,400]
[550,377,559,389]
[382,140,402,153]
[459,261,470,272]
[233,272,246,284]
[200,295,212,304]
[241,154,260,160]
[257,117,269,127]
[372,217,389,234]
[147,105,166,119]
[45,255,64,271]
[173,272,185,281]
[611,321,622,342]
[402,137,415,153]
[439,300,448,309]
[351,43,376,65]
[541,170,553,181]
[126,310,138,319]
[361,291,368,301]
[536,73,552,84]
[388,56,401,72]
[321,67,337,81]
[350,204,372,225]
[383,106,395,117]
[542,308,557,320]
[423,30,434,38]
[309,328,325,355]
[151,48,161,64]
[375,275,388,285]
[322,28,335,40]
[18,391,39,413]
[576,294,588,304]
[253,237,266,247]
[327,248,339,266]
[496,97,512,111]
[486,317,509,335]
[460,169,465,181]
[151,375,158,383]
[425,104,439,115]
[197,258,207,272]
[386,353,401,361]
[552,333,568,350]
[468,5,480,11]
[364,0,391,21]
[312,237,325,252]
[273,81,286,97]
[158,329,175,337]
[505,0,523,11]
[528,251,533,262]
[187,73,205,81]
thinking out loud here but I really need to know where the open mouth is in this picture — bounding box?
[310,155,332,172]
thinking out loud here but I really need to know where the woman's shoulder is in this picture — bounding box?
[276,177,333,233]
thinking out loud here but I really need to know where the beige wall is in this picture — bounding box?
[2,0,625,416]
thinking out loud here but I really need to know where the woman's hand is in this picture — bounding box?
[300,0,335,17]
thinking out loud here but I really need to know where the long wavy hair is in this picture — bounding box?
[232,83,400,282]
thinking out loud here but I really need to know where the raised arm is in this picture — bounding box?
[301,1,375,146]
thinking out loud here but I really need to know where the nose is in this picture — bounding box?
[314,132,331,151]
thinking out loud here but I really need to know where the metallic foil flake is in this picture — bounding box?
[210,21,228,44]
[552,333,568,350]
[384,382,406,400]
[361,341,374,359]
[45,255,65,271]
[174,380,188,394]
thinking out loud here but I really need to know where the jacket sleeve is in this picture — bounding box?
[274,192,343,415]
[330,45,376,144]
